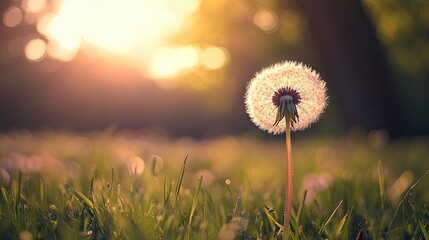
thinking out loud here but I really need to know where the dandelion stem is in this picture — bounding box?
[283,117,293,240]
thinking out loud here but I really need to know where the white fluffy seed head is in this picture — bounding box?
[245,61,328,134]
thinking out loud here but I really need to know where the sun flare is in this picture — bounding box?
[7,0,225,79]
[39,0,198,53]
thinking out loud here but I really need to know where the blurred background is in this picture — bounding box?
[0,0,428,138]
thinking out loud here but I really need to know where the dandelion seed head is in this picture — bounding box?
[225,178,231,185]
[245,61,327,134]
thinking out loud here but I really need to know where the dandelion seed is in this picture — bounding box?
[245,61,327,134]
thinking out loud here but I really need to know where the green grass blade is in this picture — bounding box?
[185,175,203,240]
[151,156,157,176]
[14,172,22,217]
[289,213,299,240]
[174,155,188,207]
[420,221,429,240]
[233,195,242,217]
[318,200,343,236]
[109,168,118,202]
[66,184,95,210]
[89,177,95,196]
[66,184,106,235]
[163,175,170,206]
[296,189,307,226]
[39,178,46,206]
[377,160,385,209]
[1,187,9,207]
[264,206,284,230]
[202,188,207,224]
[387,169,429,237]
[335,213,348,238]
[111,168,114,184]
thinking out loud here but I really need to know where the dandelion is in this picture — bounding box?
[245,61,327,134]
[245,60,327,239]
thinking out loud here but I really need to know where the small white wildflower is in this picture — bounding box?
[225,178,231,185]
[245,61,327,134]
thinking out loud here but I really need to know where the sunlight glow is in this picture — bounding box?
[33,0,205,76]
[46,40,78,62]
[25,38,47,61]
[4,0,231,80]
[149,46,200,78]
[201,47,229,70]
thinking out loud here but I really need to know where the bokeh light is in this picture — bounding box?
[25,38,47,61]
[2,0,236,82]
[150,155,164,174]
[126,156,145,175]
[22,0,47,14]
[0,168,11,186]
[29,0,209,78]
[253,9,278,33]
[3,6,23,28]
[149,46,200,79]
[201,47,229,70]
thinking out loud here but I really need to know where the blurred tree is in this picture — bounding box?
[290,0,406,137]
[363,0,429,136]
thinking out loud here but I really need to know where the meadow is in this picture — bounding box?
[0,128,428,239]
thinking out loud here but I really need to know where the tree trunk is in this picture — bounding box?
[292,0,404,137]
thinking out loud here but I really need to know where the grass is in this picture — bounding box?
[0,129,429,239]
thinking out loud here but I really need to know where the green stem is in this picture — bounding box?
[283,117,293,240]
